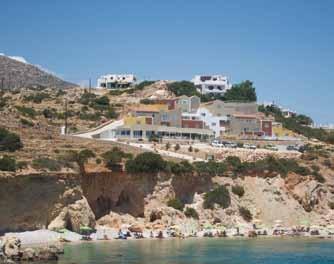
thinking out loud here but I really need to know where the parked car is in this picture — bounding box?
[264,144,278,151]
[244,144,257,150]
[211,140,224,148]
[287,145,299,151]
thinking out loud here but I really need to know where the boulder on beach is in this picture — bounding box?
[48,197,96,233]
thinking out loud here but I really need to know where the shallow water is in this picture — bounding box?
[58,238,334,264]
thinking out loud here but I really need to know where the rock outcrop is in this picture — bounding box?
[0,173,85,234]
[48,197,96,233]
[0,237,63,262]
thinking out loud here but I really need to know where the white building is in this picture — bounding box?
[182,106,228,138]
[191,75,232,95]
[97,74,136,89]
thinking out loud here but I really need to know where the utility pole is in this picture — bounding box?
[64,98,68,135]
[89,78,91,93]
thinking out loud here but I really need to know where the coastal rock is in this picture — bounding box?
[48,197,96,233]
[1,237,21,261]
[48,209,68,231]
[67,197,96,233]
[21,247,36,261]
[97,212,138,228]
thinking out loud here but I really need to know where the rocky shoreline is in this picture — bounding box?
[2,224,334,263]
[0,236,63,263]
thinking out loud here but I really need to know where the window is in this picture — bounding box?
[201,113,206,117]
[161,113,168,121]
[208,86,214,90]
[133,130,142,138]
[211,122,216,126]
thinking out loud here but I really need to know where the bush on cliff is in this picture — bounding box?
[194,161,227,177]
[232,185,245,197]
[0,155,17,171]
[167,198,184,211]
[239,206,252,222]
[0,128,23,152]
[203,185,231,209]
[169,160,194,175]
[32,157,62,171]
[125,152,167,174]
[184,207,199,219]
[102,147,132,171]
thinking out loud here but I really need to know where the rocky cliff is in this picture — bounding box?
[1,161,334,234]
[0,172,94,234]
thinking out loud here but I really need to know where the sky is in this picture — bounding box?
[1,0,334,124]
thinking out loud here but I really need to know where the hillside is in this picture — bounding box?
[0,55,76,89]
[0,84,333,237]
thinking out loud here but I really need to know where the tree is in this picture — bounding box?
[0,128,23,152]
[102,147,132,171]
[125,152,167,174]
[167,81,200,97]
[66,149,95,176]
[223,80,257,102]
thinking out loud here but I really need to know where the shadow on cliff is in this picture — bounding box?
[82,172,159,219]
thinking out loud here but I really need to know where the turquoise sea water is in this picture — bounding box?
[58,238,334,264]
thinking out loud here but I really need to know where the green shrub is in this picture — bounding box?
[193,161,226,177]
[102,147,132,171]
[169,160,194,175]
[79,112,101,121]
[0,155,16,171]
[174,144,180,151]
[125,152,166,174]
[32,158,62,171]
[15,106,36,118]
[203,185,231,209]
[0,128,23,152]
[312,171,325,183]
[20,118,34,127]
[79,92,96,105]
[42,108,57,119]
[167,198,184,211]
[167,81,200,97]
[24,92,50,103]
[184,207,199,219]
[91,96,110,110]
[239,206,252,222]
[165,142,170,150]
[188,146,193,152]
[232,185,245,197]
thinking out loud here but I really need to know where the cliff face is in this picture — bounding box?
[0,173,81,234]
[1,166,333,234]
